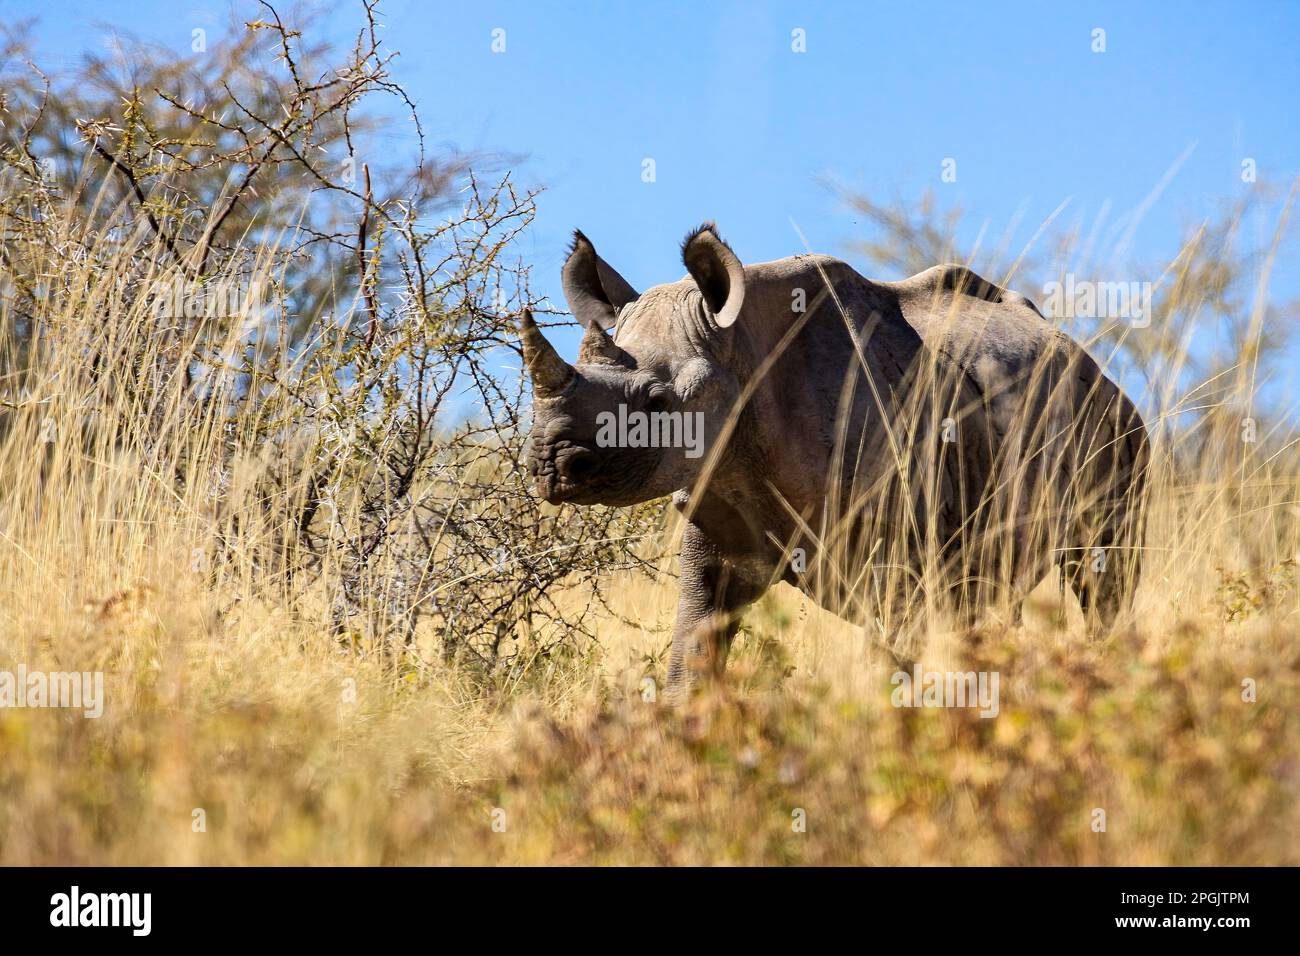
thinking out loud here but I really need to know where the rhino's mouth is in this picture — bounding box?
[535,471,593,505]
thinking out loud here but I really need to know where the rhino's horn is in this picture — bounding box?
[519,309,574,397]
[577,319,628,366]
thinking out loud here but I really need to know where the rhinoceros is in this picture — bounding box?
[521,223,1148,697]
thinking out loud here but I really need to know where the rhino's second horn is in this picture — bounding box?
[576,319,628,366]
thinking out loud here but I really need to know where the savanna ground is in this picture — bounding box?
[1,4,1297,865]
[2,473,1297,866]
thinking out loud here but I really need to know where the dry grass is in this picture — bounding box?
[1,558,1296,864]
[1,188,1297,866]
[0,454,1296,864]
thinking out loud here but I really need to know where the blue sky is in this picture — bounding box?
[11,0,1300,408]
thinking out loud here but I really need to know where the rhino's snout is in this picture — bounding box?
[529,438,603,503]
[558,448,599,483]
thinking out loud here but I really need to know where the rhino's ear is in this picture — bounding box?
[562,230,639,330]
[681,222,745,329]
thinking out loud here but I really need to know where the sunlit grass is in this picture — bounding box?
[1,193,1297,866]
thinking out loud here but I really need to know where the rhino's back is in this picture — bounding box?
[884,264,1150,566]
[884,264,1146,445]
[884,265,1069,433]
[734,257,1148,612]
[736,257,998,593]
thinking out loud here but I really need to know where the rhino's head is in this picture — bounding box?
[521,224,747,505]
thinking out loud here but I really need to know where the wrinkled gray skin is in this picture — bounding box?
[522,224,1148,700]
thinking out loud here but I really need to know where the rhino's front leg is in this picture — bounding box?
[665,521,769,702]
